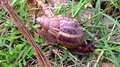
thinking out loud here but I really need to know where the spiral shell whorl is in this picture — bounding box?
[57,16,84,48]
[48,17,60,37]
[37,15,84,48]
[36,16,50,31]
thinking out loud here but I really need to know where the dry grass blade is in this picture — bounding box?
[93,24,116,67]
[0,0,52,67]
[12,47,27,67]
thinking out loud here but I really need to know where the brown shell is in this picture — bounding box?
[36,15,84,49]
[57,15,84,48]
[37,16,59,45]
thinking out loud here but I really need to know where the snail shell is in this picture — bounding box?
[36,15,84,49]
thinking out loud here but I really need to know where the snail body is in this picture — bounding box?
[36,15,84,49]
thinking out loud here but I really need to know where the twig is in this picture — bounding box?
[0,0,52,67]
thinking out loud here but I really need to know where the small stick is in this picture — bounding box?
[0,0,52,67]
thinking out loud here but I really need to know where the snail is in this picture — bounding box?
[36,15,94,54]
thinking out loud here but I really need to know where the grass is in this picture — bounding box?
[0,0,120,67]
